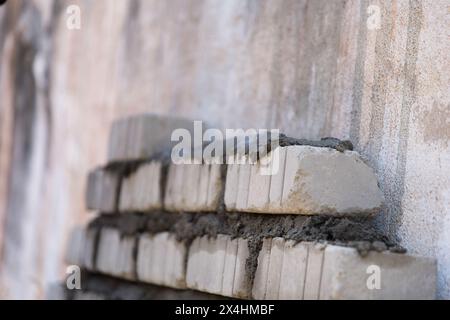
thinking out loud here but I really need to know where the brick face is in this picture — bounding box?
[66,226,436,299]
[85,168,120,213]
[107,114,195,162]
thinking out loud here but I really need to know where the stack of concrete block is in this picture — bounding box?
[67,113,437,300]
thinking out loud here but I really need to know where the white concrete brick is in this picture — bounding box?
[197,235,228,295]
[264,237,285,299]
[185,235,251,298]
[303,243,325,300]
[65,226,85,266]
[186,236,202,288]
[232,238,250,298]
[118,161,162,212]
[278,240,308,299]
[247,163,271,210]
[107,113,195,162]
[164,163,223,212]
[206,164,223,209]
[196,165,211,208]
[226,146,384,216]
[137,232,187,289]
[96,228,135,280]
[251,240,436,300]
[65,225,98,270]
[224,164,239,210]
[252,238,272,299]
[235,160,252,211]
[149,232,169,286]
[268,147,287,211]
[85,167,120,213]
[81,227,98,270]
[319,245,437,300]
[181,164,201,210]
[222,237,238,297]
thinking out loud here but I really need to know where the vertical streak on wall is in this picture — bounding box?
[389,0,423,236]
[366,1,395,168]
[349,0,369,145]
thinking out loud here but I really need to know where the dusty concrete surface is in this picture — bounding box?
[0,0,448,298]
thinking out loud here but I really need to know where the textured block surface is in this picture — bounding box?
[107,113,194,162]
[186,235,250,298]
[85,167,120,213]
[119,161,163,212]
[164,164,224,212]
[252,239,436,300]
[136,232,187,289]
[225,146,384,215]
[96,228,135,280]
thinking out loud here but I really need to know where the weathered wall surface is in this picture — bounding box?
[0,0,448,299]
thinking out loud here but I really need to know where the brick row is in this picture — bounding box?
[66,226,436,299]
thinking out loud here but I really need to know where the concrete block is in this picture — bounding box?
[278,240,308,299]
[196,165,211,208]
[137,232,187,289]
[81,227,98,271]
[194,235,228,295]
[251,240,436,300]
[206,164,224,209]
[164,163,223,212]
[85,167,120,213]
[96,227,135,280]
[118,161,162,212]
[264,237,285,299]
[235,159,252,211]
[247,162,271,210]
[181,164,201,210]
[319,245,437,300]
[302,243,325,300]
[107,113,195,162]
[267,147,287,211]
[252,238,272,299]
[232,238,250,299]
[223,164,239,210]
[221,237,238,297]
[185,235,250,298]
[65,226,85,266]
[225,146,384,216]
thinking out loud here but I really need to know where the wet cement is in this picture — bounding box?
[89,211,405,295]
[278,135,354,152]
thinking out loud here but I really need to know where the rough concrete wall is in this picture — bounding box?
[0,0,448,298]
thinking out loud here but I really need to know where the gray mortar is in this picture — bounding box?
[89,211,405,296]
[278,135,354,152]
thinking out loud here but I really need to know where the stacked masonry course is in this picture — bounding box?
[66,113,437,300]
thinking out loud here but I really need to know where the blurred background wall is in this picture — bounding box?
[0,0,448,299]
